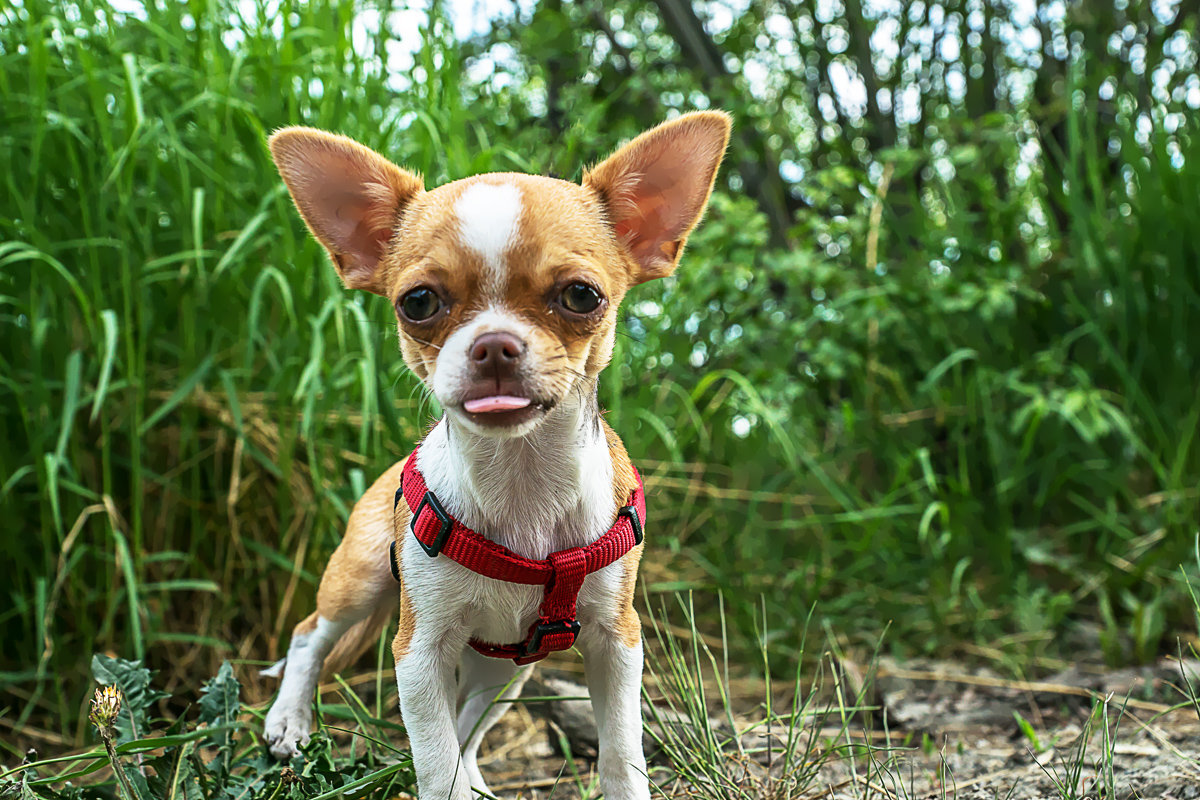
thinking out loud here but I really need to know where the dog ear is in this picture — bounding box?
[584,111,731,284]
[269,128,424,295]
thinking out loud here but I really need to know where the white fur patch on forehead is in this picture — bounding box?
[454,182,522,292]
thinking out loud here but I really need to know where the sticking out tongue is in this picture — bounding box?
[463,395,533,414]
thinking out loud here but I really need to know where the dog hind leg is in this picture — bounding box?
[263,462,404,760]
[455,649,534,793]
[263,612,351,758]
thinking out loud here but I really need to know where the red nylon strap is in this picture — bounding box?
[397,447,645,663]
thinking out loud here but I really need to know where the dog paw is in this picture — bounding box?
[263,702,312,760]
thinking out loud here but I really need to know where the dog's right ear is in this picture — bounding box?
[269,128,423,295]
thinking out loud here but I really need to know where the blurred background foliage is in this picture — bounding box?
[1,0,1198,748]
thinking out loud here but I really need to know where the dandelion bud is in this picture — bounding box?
[89,685,123,731]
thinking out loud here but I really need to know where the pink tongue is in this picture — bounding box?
[464,395,532,413]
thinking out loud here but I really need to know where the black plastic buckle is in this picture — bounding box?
[411,490,453,557]
[522,619,581,657]
[617,505,644,545]
[388,540,402,583]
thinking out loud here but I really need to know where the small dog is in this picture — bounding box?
[261,112,730,799]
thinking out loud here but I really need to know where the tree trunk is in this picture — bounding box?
[651,0,795,246]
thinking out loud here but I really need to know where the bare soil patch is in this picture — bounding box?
[464,656,1200,799]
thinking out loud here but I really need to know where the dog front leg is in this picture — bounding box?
[395,635,474,800]
[580,628,651,800]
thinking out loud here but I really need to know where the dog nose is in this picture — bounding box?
[470,332,525,368]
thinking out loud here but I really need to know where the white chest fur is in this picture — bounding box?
[400,396,627,645]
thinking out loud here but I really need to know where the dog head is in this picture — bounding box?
[270,112,730,438]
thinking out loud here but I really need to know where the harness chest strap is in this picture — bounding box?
[388,447,646,665]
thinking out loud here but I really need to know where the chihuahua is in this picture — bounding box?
[260,111,730,799]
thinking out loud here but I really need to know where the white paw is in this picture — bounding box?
[263,702,312,760]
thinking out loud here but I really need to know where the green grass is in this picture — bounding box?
[2,0,1199,767]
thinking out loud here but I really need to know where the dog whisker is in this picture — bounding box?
[406,335,443,352]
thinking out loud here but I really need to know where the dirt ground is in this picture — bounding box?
[461,655,1200,799]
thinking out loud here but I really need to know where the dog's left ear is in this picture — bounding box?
[585,111,731,284]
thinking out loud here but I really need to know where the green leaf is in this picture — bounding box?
[91,654,168,743]
[91,309,120,421]
[145,746,205,800]
[121,763,153,800]
[137,355,214,435]
[198,661,240,748]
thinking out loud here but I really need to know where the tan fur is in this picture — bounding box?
[391,577,416,661]
[615,548,643,648]
[604,421,645,648]
[322,602,397,678]
[265,458,414,680]
[314,461,405,615]
[292,612,319,636]
[299,461,407,674]
[603,421,640,509]
[391,472,417,661]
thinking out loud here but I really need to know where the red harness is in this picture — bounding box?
[390,447,646,665]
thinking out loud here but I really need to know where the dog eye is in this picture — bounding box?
[558,283,603,315]
[397,287,443,322]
